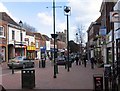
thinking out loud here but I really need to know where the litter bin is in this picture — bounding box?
[104,64,111,91]
[21,68,35,89]
[93,74,103,91]
[42,59,46,68]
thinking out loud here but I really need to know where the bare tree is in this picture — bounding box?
[75,24,86,55]
[75,24,85,44]
[23,22,37,32]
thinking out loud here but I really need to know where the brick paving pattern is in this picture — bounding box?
[1,60,104,89]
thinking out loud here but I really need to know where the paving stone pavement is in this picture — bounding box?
[1,60,104,90]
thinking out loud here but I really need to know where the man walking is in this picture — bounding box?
[90,57,95,69]
[75,55,79,65]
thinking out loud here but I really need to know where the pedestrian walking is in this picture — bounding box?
[94,56,97,65]
[75,55,79,65]
[90,57,95,69]
[78,59,81,65]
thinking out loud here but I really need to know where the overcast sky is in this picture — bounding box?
[0,0,103,42]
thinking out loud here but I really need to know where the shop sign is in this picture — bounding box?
[110,11,120,22]
[27,46,36,50]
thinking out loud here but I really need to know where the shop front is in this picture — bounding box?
[0,38,7,62]
[106,31,112,64]
[115,28,120,90]
[15,44,26,57]
[116,29,120,62]
[27,46,36,59]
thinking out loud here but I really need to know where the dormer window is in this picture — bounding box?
[0,26,4,37]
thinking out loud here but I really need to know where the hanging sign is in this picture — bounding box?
[99,26,106,36]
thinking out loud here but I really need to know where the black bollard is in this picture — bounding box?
[0,85,6,91]
[12,62,14,74]
[42,59,45,68]
[39,60,41,68]
[65,63,67,69]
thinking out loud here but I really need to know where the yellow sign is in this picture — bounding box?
[27,46,36,50]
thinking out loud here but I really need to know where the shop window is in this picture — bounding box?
[12,30,15,40]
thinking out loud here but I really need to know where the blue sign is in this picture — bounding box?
[99,26,106,36]
[40,46,46,52]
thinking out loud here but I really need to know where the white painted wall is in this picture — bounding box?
[8,26,26,45]
[25,35,35,46]
[46,41,50,50]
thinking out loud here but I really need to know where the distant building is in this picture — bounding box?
[56,29,67,43]
[100,1,116,64]
[26,31,36,59]
[87,16,101,62]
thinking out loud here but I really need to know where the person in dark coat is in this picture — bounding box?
[75,56,79,65]
[90,57,95,69]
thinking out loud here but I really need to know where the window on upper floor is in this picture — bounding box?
[12,30,15,40]
[0,26,4,37]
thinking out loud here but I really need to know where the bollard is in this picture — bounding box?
[104,77,109,91]
[65,63,67,69]
[12,62,14,74]
[55,64,58,74]
[39,60,41,68]
[104,64,111,91]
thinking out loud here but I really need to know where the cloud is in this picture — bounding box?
[37,12,52,26]
[37,12,66,33]
[0,2,9,12]
[37,0,103,41]
[66,0,103,41]
[0,2,18,22]
[68,0,102,28]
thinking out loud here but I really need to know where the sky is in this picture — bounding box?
[0,0,103,42]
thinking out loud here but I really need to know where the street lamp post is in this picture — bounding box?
[19,20,23,56]
[76,33,78,43]
[52,0,56,78]
[51,34,58,78]
[111,24,115,91]
[64,6,71,72]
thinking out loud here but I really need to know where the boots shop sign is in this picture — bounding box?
[110,11,120,22]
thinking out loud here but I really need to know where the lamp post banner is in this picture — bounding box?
[99,26,106,36]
